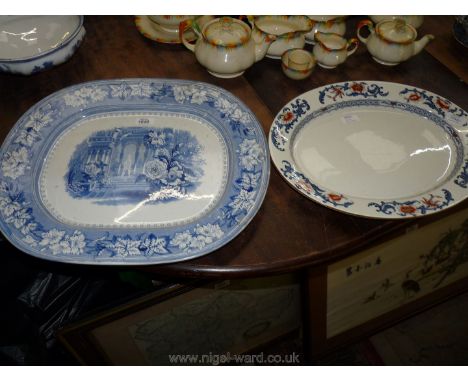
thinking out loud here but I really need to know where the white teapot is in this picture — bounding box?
[357,18,434,65]
[180,17,276,78]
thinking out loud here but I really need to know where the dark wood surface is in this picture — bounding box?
[0,16,467,278]
[420,15,468,83]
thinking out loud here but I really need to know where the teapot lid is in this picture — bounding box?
[376,19,417,43]
[203,17,250,47]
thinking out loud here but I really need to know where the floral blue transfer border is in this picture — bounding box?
[0,79,270,264]
[269,81,468,219]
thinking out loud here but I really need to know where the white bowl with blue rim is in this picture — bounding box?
[0,16,85,75]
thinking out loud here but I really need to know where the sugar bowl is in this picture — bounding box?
[281,48,316,80]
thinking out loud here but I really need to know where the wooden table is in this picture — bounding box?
[1,15,467,360]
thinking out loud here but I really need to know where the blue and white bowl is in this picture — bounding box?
[0,16,85,75]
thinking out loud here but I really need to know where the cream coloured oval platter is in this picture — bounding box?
[269,81,468,218]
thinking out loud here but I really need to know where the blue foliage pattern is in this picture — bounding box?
[65,127,204,204]
[455,160,468,189]
[368,190,454,217]
[0,80,268,263]
[31,61,55,74]
[400,87,468,126]
[0,181,88,256]
[271,99,310,151]
[219,139,265,227]
[318,82,389,104]
[280,160,353,208]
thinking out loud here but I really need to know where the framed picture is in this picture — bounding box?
[58,275,301,365]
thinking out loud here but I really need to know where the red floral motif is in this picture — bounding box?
[328,193,343,202]
[436,98,450,110]
[281,111,295,123]
[400,205,417,214]
[351,82,365,93]
[408,93,421,101]
[422,196,440,208]
[330,87,345,101]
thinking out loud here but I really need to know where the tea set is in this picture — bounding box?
[175,15,434,80]
[0,15,433,78]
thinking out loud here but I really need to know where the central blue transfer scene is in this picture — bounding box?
[65,127,205,205]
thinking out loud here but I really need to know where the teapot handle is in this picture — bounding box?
[346,38,359,56]
[179,19,199,52]
[357,19,374,44]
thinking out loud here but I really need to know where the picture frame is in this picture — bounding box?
[58,275,302,365]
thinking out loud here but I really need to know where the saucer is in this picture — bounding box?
[135,15,196,44]
[135,16,217,44]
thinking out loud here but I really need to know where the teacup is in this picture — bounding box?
[148,15,194,33]
[313,32,358,69]
[281,49,316,80]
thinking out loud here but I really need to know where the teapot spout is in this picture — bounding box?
[413,34,435,55]
[253,32,276,62]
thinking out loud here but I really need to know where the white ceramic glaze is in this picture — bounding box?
[269,81,468,219]
[0,79,270,265]
[0,16,85,75]
[281,49,315,80]
[249,16,313,59]
[313,32,359,69]
[357,19,434,65]
[181,17,275,78]
[369,15,424,29]
[305,16,347,44]
[148,15,194,33]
